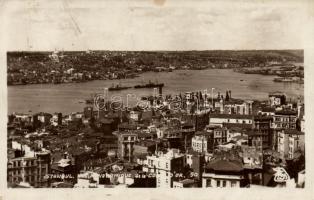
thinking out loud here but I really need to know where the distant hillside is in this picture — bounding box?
[7,50,303,72]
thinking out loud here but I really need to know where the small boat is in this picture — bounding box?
[240,79,244,81]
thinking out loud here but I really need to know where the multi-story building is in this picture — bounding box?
[7,150,51,188]
[300,115,305,132]
[143,149,185,188]
[129,111,140,122]
[191,135,210,153]
[252,115,273,149]
[117,132,138,162]
[272,110,297,130]
[269,92,286,107]
[223,100,253,115]
[83,106,94,119]
[213,127,228,146]
[246,131,264,151]
[37,112,53,126]
[50,113,62,126]
[277,129,305,160]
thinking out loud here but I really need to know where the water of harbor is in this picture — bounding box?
[7,69,304,114]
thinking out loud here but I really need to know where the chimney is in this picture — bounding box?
[63,152,68,159]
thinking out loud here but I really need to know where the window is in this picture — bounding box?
[217,180,221,187]
[231,181,237,187]
[223,180,226,187]
[166,162,169,169]
[206,179,212,187]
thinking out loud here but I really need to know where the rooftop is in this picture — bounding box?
[177,179,195,185]
[275,110,297,115]
[206,159,243,172]
[210,114,253,119]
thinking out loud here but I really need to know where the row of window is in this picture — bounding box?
[192,142,206,148]
[226,119,252,123]
[12,160,37,167]
[274,117,296,122]
[275,123,296,129]
[206,179,237,187]
[123,136,136,141]
[11,167,48,175]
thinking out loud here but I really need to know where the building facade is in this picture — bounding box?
[7,151,51,187]
[143,149,185,188]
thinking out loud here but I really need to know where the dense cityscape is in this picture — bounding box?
[7,50,303,85]
[7,51,305,188]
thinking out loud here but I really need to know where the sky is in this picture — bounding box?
[0,0,313,51]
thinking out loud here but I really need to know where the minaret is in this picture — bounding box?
[225,90,230,101]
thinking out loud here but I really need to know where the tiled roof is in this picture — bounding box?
[206,159,243,172]
[275,110,297,115]
[261,107,275,112]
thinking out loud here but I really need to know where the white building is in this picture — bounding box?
[223,100,253,115]
[269,92,286,107]
[272,111,297,129]
[301,115,305,132]
[129,111,139,121]
[209,114,253,126]
[143,149,185,188]
[277,129,305,160]
[202,159,244,188]
[191,135,209,153]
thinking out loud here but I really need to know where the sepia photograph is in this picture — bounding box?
[1,0,314,199]
[6,50,305,189]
